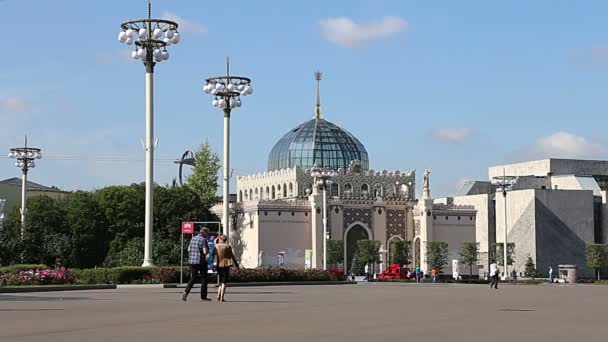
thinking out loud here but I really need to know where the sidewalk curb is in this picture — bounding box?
[0,285,116,293]
[169,281,357,288]
[116,284,166,289]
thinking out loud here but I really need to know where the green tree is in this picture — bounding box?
[389,240,411,266]
[586,244,608,281]
[426,241,449,273]
[327,240,344,268]
[353,240,381,275]
[0,207,23,266]
[94,184,145,241]
[22,196,70,266]
[185,142,221,206]
[66,191,109,268]
[524,256,538,278]
[491,243,515,266]
[458,242,479,276]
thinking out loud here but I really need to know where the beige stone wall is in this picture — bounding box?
[449,194,494,273]
[431,214,477,275]
[257,210,312,268]
[489,159,551,178]
[237,167,298,201]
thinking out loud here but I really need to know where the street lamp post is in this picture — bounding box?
[491,169,517,280]
[8,137,42,239]
[118,0,180,267]
[311,165,337,270]
[203,58,253,241]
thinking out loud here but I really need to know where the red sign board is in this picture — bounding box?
[181,222,194,234]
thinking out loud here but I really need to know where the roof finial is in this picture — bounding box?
[314,70,322,119]
[226,56,230,77]
[147,0,151,20]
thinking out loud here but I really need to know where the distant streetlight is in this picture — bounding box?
[117,0,180,266]
[8,136,42,239]
[491,169,517,280]
[203,58,253,241]
[311,165,337,270]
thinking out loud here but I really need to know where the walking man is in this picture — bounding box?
[548,266,554,283]
[182,227,211,301]
[489,262,499,289]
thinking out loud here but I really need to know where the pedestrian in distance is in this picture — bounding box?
[182,227,211,302]
[415,265,421,283]
[489,262,499,289]
[431,268,438,283]
[214,234,240,302]
[364,264,370,281]
[548,266,554,284]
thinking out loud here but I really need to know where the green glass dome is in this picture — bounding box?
[268,118,369,171]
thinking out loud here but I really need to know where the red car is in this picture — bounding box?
[378,264,413,280]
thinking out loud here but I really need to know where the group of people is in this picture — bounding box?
[182,227,239,302]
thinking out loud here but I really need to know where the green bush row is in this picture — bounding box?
[75,267,345,285]
[0,264,48,274]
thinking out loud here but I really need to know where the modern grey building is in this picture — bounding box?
[448,158,608,278]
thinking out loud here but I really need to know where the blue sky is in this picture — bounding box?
[1,0,608,197]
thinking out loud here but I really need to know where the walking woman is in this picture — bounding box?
[214,234,239,302]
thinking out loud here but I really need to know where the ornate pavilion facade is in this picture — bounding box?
[212,73,476,273]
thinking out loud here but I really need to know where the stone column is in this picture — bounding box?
[309,192,323,269]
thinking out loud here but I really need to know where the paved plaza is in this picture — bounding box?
[1,283,607,342]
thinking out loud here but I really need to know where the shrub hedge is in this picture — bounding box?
[0,264,48,274]
[75,266,345,285]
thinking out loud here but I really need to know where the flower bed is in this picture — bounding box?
[1,267,77,286]
[75,266,345,285]
[2,265,346,286]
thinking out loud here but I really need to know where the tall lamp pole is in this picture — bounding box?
[118,0,181,266]
[203,58,253,241]
[491,169,517,279]
[311,165,336,270]
[8,136,42,239]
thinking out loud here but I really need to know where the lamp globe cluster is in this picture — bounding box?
[203,79,253,109]
[118,21,179,62]
[8,150,42,169]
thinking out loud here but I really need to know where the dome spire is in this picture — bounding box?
[314,70,322,119]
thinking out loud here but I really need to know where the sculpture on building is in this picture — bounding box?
[423,168,431,199]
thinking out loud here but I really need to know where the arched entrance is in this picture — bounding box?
[344,223,371,274]
[413,237,421,268]
[387,235,404,265]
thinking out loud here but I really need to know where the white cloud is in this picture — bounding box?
[320,16,408,47]
[432,128,472,144]
[0,96,31,113]
[514,131,606,160]
[163,11,207,33]
[95,49,134,64]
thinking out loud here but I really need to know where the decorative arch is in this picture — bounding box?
[239,190,243,202]
[373,183,383,198]
[289,182,294,196]
[413,237,421,268]
[249,189,253,200]
[343,183,353,196]
[283,183,287,197]
[343,222,373,274]
[271,185,276,199]
[360,183,369,197]
[330,182,339,197]
[255,188,259,200]
[387,235,405,265]
[266,186,270,199]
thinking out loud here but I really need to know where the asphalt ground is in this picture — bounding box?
[1,283,607,342]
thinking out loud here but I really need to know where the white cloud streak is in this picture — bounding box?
[514,131,606,160]
[320,16,408,48]
[432,128,472,144]
[0,96,31,113]
[163,11,207,33]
